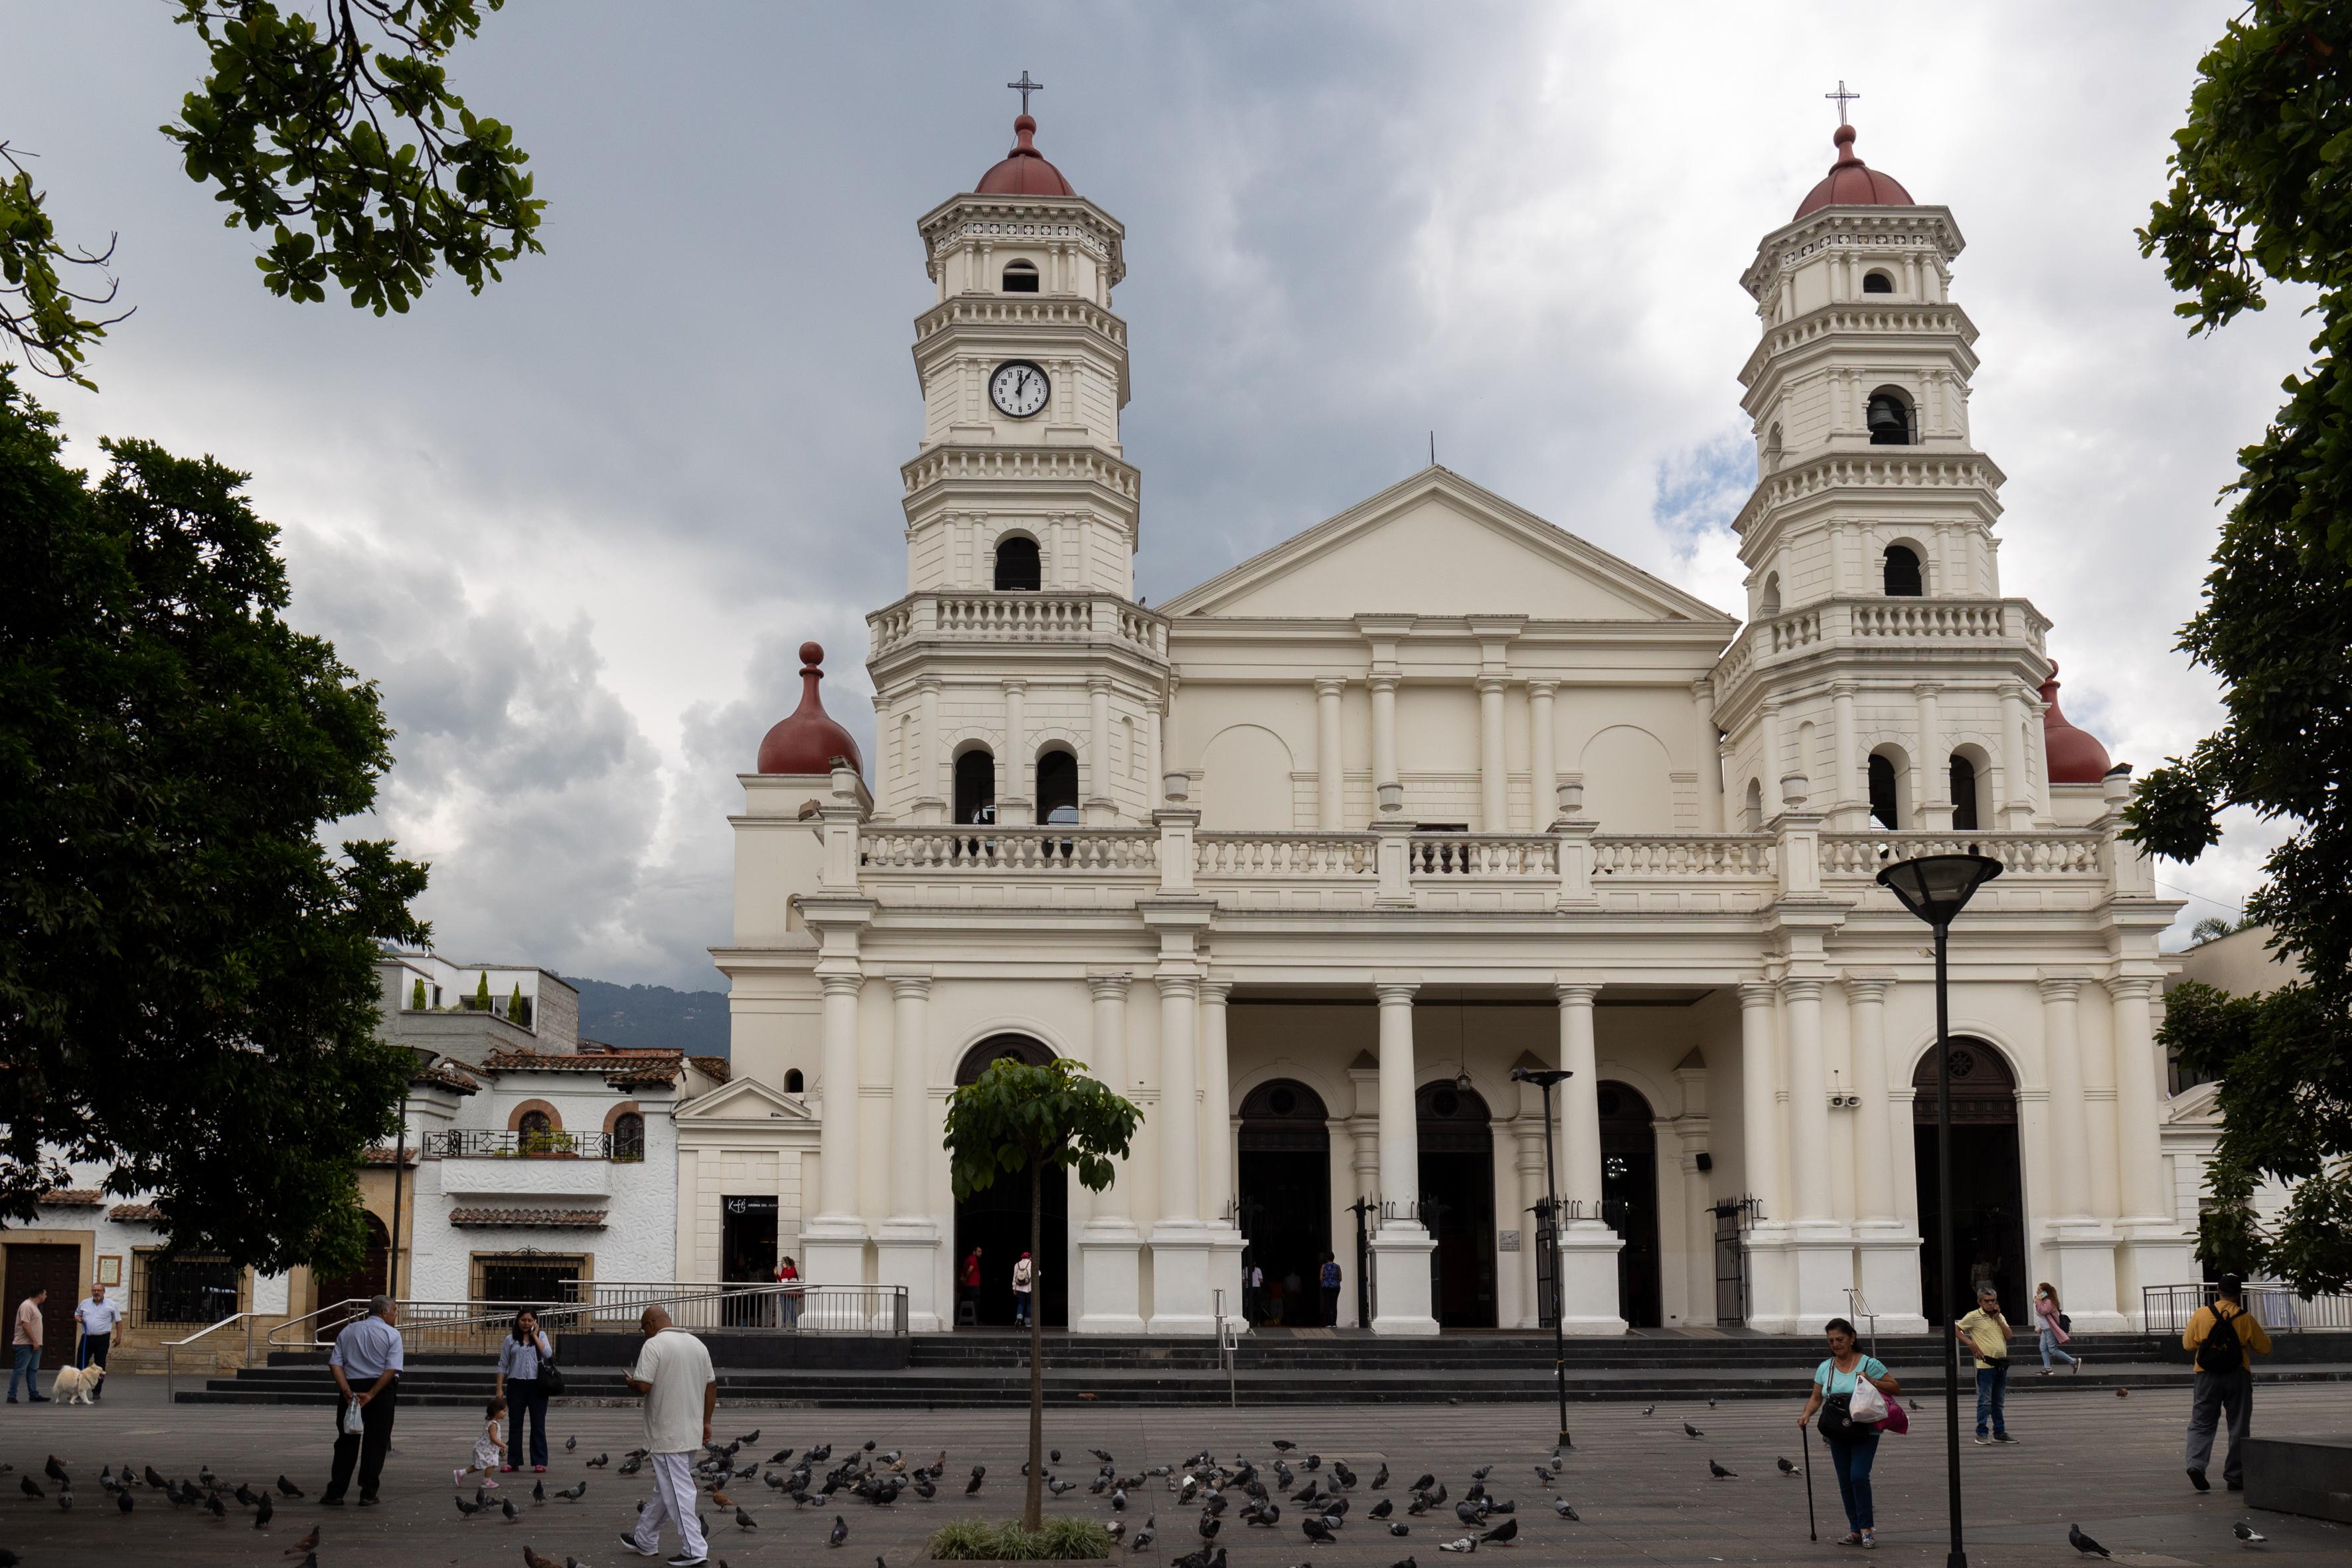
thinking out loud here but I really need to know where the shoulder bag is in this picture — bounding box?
[536,1336,565,1397]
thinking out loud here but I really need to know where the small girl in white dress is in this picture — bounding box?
[455,1393,507,1488]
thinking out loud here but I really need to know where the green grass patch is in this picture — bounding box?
[927,1516,1113,1560]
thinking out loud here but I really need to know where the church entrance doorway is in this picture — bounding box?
[951,1034,1067,1328]
[1417,1082,1498,1328]
[1913,1038,2028,1325]
[1237,1079,1331,1326]
[1598,1081,1662,1328]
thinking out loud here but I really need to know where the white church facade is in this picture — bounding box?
[680,111,2195,1336]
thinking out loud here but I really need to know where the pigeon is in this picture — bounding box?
[455,1494,483,1517]
[2234,1520,2267,1545]
[1370,1498,1395,1519]
[498,1497,521,1522]
[566,1435,578,1452]
[831,1514,850,1547]
[532,1478,547,1505]
[1708,1398,1719,1409]
[1391,1523,1411,1537]
[238,1482,261,1508]
[1273,1441,1298,1451]
[1050,1478,1079,1496]
[1551,1499,1579,1522]
[2069,1524,2111,1557]
[1051,1449,1063,1463]
[1113,1487,1129,1512]
[1409,1474,1436,1494]
[118,1489,134,1515]
[285,1524,321,1554]
[1371,1463,1389,1490]
[1301,1515,1336,1543]
[586,1453,610,1468]
[525,1549,564,1568]
[57,1488,72,1511]
[1478,1518,1517,1546]
[737,1506,758,1529]
[2116,1387,2130,1399]
[1131,1516,1156,1550]
[739,1429,762,1446]
[967,1466,986,1495]
[1107,1520,1127,1543]
[206,1492,229,1520]
[1199,1515,1221,1541]
[1306,1455,1323,1472]
[20,1476,42,1498]
[769,1449,796,1464]
[556,1480,588,1501]
[1708,1461,1737,1480]
[1777,1456,1800,1476]
[1091,1449,1115,1464]
[145,1465,169,1490]
[256,1492,275,1529]
[1682,1422,1704,1439]
[44,1455,67,1484]
[1437,1537,1477,1553]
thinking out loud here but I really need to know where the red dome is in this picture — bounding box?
[1794,124,1915,218]
[977,114,1075,196]
[2039,664,2114,784]
[757,643,864,777]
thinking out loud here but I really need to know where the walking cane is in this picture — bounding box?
[1799,1423,1818,1542]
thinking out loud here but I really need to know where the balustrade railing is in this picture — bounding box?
[1822,830,2102,878]
[2141,1282,2351,1334]
[868,591,1168,657]
[1196,832,1376,878]
[1407,833,1555,877]
[1591,834,1776,878]
[1850,600,2007,639]
[862,825,1159,874]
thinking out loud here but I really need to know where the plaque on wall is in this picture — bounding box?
[1499,1230,1520,1253]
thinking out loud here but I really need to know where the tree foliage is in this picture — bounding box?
[3,0,538,386]
[942,1056,1140,1529]
[0,370,428,1276]
[2128,0,2352,1292]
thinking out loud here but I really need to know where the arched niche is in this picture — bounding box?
[951,1033,1067,1328]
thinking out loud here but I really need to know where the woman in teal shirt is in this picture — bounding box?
[1797,1317,1903,1549]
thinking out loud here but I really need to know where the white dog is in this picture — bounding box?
[52,1362,104,1405]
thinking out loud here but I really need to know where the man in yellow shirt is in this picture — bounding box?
[2181,1273,2271,1493]
[1952,1285,2015,1444]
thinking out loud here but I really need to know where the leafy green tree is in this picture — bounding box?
[2128,0,2352,1292]
[473,970,491,1011]
[942,1056,1140,1530]
[3,0,540,386]
[410,976,426,1010]
[0,370,428,1276]
[506,981,524,1024]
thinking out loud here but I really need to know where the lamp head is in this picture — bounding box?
[1875,851,2003,927]
[1511,1067,1573,1088]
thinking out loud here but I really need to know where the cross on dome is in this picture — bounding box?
[1007,69,1044,116]
[1824,80,1860,127]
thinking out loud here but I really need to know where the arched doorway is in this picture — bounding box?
[1913,1038,2028,1325]
[1237,1079,1332,1326]
[1417,1082,1498,1328]
[313,1211,391,1330]
[1597,1081,1662,1328]
[951,1035,1067,1328]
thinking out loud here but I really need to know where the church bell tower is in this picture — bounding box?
[866,84,1171,827]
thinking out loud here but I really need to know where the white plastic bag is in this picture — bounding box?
[1847,1375,1888,1425]
[341,1398,366,1437]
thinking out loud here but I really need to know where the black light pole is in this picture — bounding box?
[1513,1064,1575,1453]
[1876,852,2002,1568]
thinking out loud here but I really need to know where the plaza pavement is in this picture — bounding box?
[0,1372,2343,1565]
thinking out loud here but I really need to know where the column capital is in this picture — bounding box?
[1200,977,1235,1005]
[1314,677,1348,698]
[1367,672,1401,694]
[1154,972,1200,1002]
[1736,978,1778,1010]
[1840,972,1895,1003]
[1087,674,1115,695]
[1779,977,1826,1004]
[1372,979,1420,1004]
[1830,678,1859,698]
[1527,679,1559,698]
[2037,971,2089,1002]
[1476,674,1511,696]
[1911,680,1944,698]
[917,675,943,693]
[2105,975,2158,1002]
[1086,970,1133,1001]
[1552,979,1603,1006]
[1688,676,1712,702]
[885,970,935,999]
[818,971,864,998]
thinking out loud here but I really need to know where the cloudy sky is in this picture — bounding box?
[9,2,2295,988]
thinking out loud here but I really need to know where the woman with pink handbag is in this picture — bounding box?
[1798,1317,1905,1549]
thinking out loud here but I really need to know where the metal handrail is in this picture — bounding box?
[270,1282,909,1353]
[2142,1281,2352,1334]
[163,1310,260,1405]
[1844,1288,1879,1362]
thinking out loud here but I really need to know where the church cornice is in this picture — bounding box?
[1743,205,1964,301]
[1739,301,1980,393]
[901,443,1142,505]
[1733,449,2005,540]
[916,193,1126,289]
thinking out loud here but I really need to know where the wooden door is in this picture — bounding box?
[3,1245,82,1368]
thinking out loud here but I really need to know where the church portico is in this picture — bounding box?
[692,101,2197,1338]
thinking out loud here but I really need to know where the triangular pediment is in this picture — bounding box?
[1160,467,1733,625]
[676,1075,811,1124]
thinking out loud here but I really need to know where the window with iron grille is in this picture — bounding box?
[473,1251,588,1308]
[612,1112,646,1163]
[130,1251,244,1326]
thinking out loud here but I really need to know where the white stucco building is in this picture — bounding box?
[683,110,2195,1337]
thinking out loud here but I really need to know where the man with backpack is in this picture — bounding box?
[2182,1272,2271,1492]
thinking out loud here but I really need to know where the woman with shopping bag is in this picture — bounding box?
[1797,1317,1904,1549]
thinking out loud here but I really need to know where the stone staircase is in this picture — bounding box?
[178,1328,2352,1409]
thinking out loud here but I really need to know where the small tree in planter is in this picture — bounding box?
[942,1056,1139,1533]
[409,977,426,1010]
[506,982,527,1024]
[472,971,492,1011]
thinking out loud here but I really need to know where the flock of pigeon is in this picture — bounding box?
[0,1408,2280,1565]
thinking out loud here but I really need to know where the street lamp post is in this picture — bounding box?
[1512,1064,1575,1453]
[1875,851,2003,1568]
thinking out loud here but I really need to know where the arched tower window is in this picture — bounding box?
[955,747,997,825]
[1763,424,1783,473]
[1001,259,1040,293]
[1883,544,1923,597]
[1862,269,1895,294]
[1949,753,1981,832]
[1036,747,1079,824]
[1761,572,1782,618]
[783,1068,805,1094]
[993,535,1041,591]
[1743,777,1764,831]
[1868,753,1901,829]
[1866,388,1914,446]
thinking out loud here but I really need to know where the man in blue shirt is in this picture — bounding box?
[322,1295,404,1506]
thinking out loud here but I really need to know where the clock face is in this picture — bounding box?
[989,360,1050,419]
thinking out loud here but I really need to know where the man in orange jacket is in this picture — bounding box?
[2181,1273,2272,1493]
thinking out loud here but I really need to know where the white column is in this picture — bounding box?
[1370,675,1400,813]
[1002,679,1029,822]
[1077,972,1144,1333]
[1842,975,1896,1222]
[1915,682,1946,828]
[918,679,943,821]
[1554,983,1604,1212]
[2000,683,2033,826]
[1737,980,1784,1221]
[1832,681,1859,823]
[1760,700,1783,796]
[1514,1107,1546,1328]
[2108,978,2169,1221]
[1371,980,1438,1335]
[1088,677,1112,820]
[1199,980,1235,1224]
[1689,679,1723,830]
[1782,979,1831,1223]
[803,971,868,1288]
[2039,977,2093,1221]
[1156,975,1200,1223]
[1316,679,1346,830]
[877,972,941,1330]
[1157,679,1179,803]
[1478,676,1509,832]
[1529,682,1559,825]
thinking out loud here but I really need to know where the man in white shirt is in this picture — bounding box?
[72,1282,122,1400]
[619,1304,716,1567]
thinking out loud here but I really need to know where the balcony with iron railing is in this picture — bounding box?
[423,1129,644,1162]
